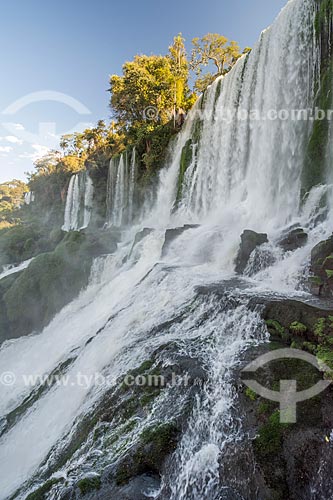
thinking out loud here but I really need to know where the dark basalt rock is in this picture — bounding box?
[278,227,308,252]
[235,229,268,274]
[310,235,333,297]
[161,224,200,257]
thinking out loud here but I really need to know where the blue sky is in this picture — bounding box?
[0,0,286,183]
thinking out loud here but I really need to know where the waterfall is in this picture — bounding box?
[62,171,94,231]
[1,1,333,499]
[106,148,138,227]
[24,192,35,205]
[174,0,318,229]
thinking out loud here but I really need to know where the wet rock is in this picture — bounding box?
[251,296,333,332]
[111,474,160,499]
[235,230,268,274]
[310,235,333,297]
[239,339,333,500]
[112,423,180,487]
[133,228,154,248]
[161,224,200,257]
[278,227,308,252]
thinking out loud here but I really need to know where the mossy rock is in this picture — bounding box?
[289,322,307,335]
[266,319,289,341]
[255,411,289,456]
[77,476,101,495]
[115,422,180,486]
[26,478,62,500]
[3,233,91,337]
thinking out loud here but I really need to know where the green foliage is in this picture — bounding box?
[138,122,178,174]
[245,387,257,401]
[255,411,286,456]
[325,269,333,278]
[314,317,326,338]
[110,55,179,127]
[289,322,307,335]
[191,33,243,92]
[316,346,333,372]
[265,319,286,338]
[0,180,27,215]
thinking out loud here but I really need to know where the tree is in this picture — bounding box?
[33,151,62,176]
[168,33,190,111]
[190,34,242,92]
[0,180,27,213]
[109,36,197,131]
[109,55,176,127]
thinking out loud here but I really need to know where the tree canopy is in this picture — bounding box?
[0,180,27,214]
[190,34,247,92]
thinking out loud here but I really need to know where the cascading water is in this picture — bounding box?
[24,191,35,205]
[106,148,138,227]
[62,171,94,231]
[1,0,333,498]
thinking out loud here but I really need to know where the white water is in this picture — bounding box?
[0,258,33,281]
[106,148,138,226]
[24,192,35,205]
[62,172,94,231]
[0,0,332,498]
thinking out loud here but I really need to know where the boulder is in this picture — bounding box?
[278,227,308,252]
[310,235,333,297]
[235,230,268,274]
[161,224,200,257]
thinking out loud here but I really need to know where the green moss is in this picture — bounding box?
[135,360,154,374]
[115,422,179,486]
[175,119,202,203]
[323,254,333,264]
[310,275,324,286]
[291,340,303,350]
[176,139,193,202]
[0,224,48,266]
[140,390,160,406]
[26,479,62,500]
[289,322,307,335]
[315,0,333,36]
[192,118,203,145]
[255,411,290,456]
[314,318,326,338]
[1,229,112,337]
[258,402,273,415]
[302,342,318,354]
[303,1,333,194]
[77,476,101,495]
[325,269,333,278]
[140,423,178,449]
[265,320,289,341]
[317,345,333,366]
[245,387,257,401]
[213,79,222,110]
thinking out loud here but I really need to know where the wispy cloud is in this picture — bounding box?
[11,123,25,131]
[18,143,50,161]
[4,136,23,144]
[0,146,13,154]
